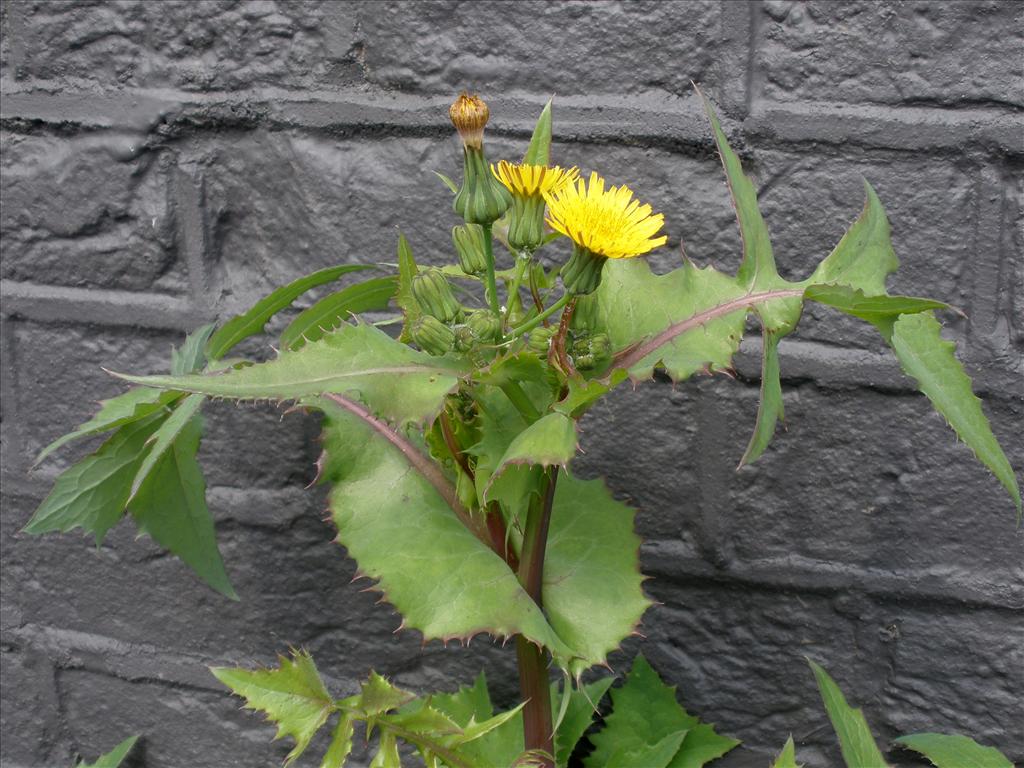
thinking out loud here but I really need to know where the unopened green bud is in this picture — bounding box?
[561,244,606,296]
[506,195,546,253]
[527,326,556,356]
[570,293,602,332]
[466,310,501,343]
[452,224,488,276]
[412,269,462,323]
[453,324,475,352]
[571,331,611,371]
[412,315,456,356]
[453,146,511,225]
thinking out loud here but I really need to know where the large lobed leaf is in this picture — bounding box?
[119,323,469,427]
[318,397,568,655]
[319,396,649,674]
[544,475,651,679]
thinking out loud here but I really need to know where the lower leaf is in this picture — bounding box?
[894,733,1013,768]
[129,413,236,599]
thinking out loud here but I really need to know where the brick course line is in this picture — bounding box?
[0,280,206,330]
[1,86,1020,155]
[643,542,1024,613]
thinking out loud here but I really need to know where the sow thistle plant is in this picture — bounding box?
[27,90,1019,768]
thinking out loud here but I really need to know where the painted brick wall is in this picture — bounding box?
[1,2,1021,766]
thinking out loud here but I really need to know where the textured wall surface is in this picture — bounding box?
[1,1,1022,767]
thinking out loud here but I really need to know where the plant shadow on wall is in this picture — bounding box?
[27,90,1019,768]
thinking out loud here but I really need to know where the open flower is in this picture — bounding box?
[491,161,579,253]
[544,171,667,293]
[492,161,579,199]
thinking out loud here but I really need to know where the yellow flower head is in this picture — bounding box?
[545,171,667,260]
[491,160,579,199]
[449,92,489,150]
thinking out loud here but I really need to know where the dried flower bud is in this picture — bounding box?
[449,92,489,150]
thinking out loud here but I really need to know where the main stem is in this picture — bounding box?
[515,467,558,763]
[481,222,502,324]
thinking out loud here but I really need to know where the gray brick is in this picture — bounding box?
[0,132,183,293]
[666,378,1024,587]
[5,0,362,92]
[0,650,61,765]
[58,668,291,767]
[355,0,727,98]
[755,1,1024,108]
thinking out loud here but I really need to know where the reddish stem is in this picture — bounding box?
[515,468,559,764]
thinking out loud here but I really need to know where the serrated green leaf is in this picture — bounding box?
[360,672,415,716]
[553,677,615,767]
[128,393,205,499]
[889,312,1020,515]
[810,181,898,295]
[281,276,397,350]
[76,735,139,768]
[468,384,547,521]
[396,233,421,343]
[809,660,889,768]
[206,264,374,360]
[771,737,801,768]
[172,323,215,375]
[119,323,469,427]
[25,414,165,545]
[805,285,947,327]
[211,650,335,765]
[606,732,688,768]
[317,398,571,659]
[35,387,173,466]
[523,99,552,166]
[431,672,494,727]
[699,89,777,293]
[671,723,741,768]
[370,732,400,768]
[384,702,462,737]
[586,656,737,768]
[321,714,355,768]
[894,733,1012,768]
[483,413,578,503]
[597,259,802,383]
[129,413,235,599]
[544,476,652,678]
[433,676,522,768]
